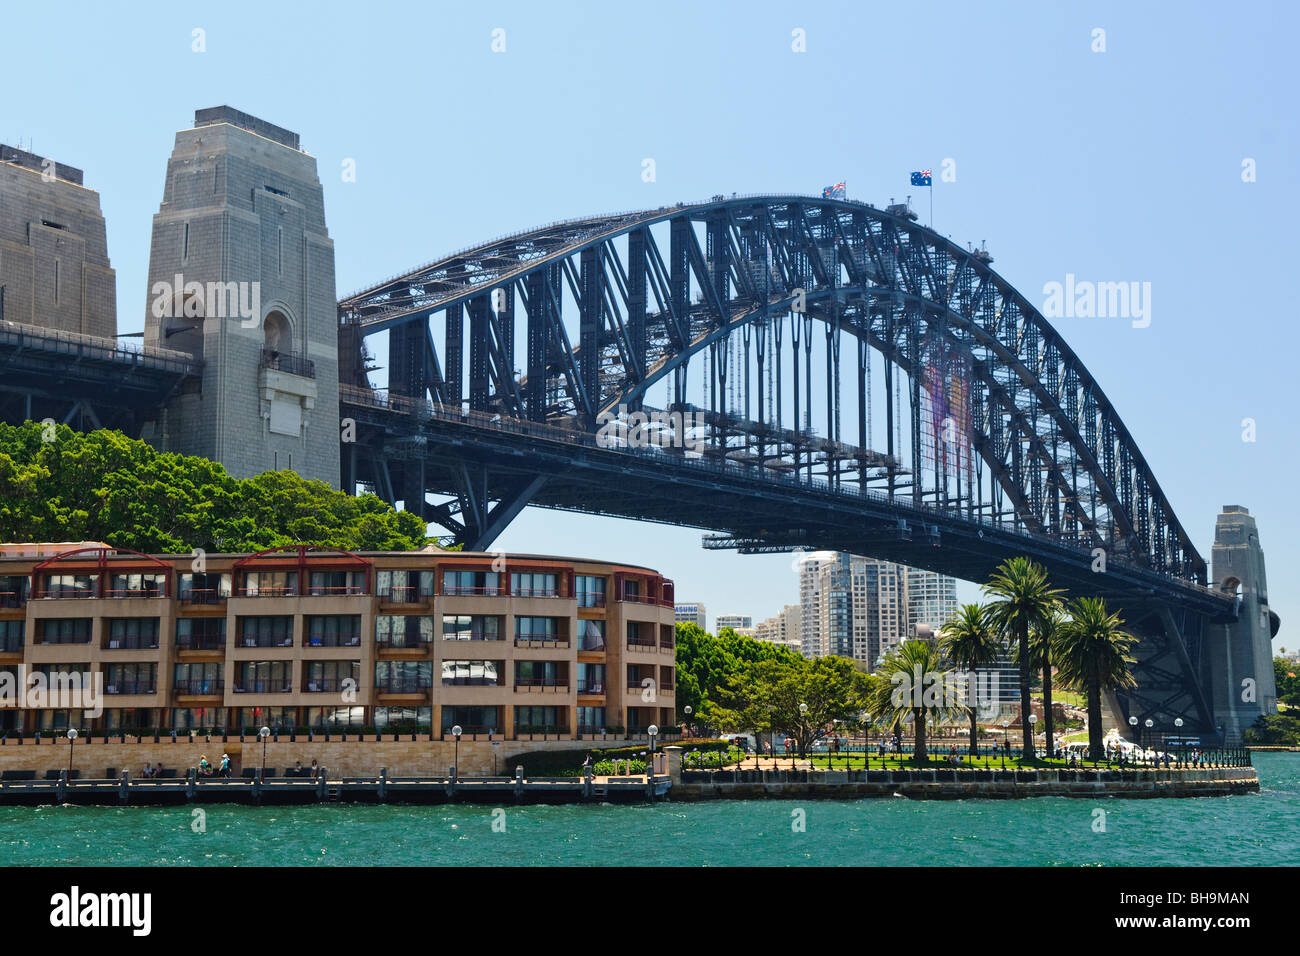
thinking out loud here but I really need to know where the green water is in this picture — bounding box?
[2,753,1296,866]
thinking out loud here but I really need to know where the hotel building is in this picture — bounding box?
[0,543,677,739]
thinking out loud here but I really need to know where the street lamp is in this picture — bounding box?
[1028,713,1038,761]
[1174,717,1185,766]
[1144,718,1154,764]
[66,727,77,778]
[259,726,270,778]
[798,702,808,768]
[683,705,692,737]
[451,724,463,781]
[647,724,658,780]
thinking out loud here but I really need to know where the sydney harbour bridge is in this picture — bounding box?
[0,190,1270,743]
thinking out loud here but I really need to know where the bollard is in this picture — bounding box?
[317,768,327,802]
[57,769,67,804]
[514,765,525,799]
[377,767,387,802]
[119,770,130,805]
[186,767,196,800]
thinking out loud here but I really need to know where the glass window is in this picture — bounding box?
[442,569,500,596]
[235,661,293,694]
[578,618,606,651]
[104,663,157,695]
[308,570,367,596]
[109,572,167,597]
[441,615,502,641]
[178,572,230,602]
[104,618,160,649]
[374,660,432,692]
[577,706,606,733]
[0,620,24,652]
[43,574,97,598]
[576,575,606,608]
[442,660,501,686]
[306,615,361,647]
[514,706,568,734]
[241,570,298,597]
[515,617,560,641]
[173,662,222,695]
[511,572,558,597]
[576,662,605,694]
[304,660,360,693]
[238,616,294,647]
[440,706,499,735]
[176,617,225,650]
[375,615,434,647]
[38,618,92,644]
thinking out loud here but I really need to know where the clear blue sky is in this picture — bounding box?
[6,1,1297,645]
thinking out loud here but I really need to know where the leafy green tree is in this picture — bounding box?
[939,603,1003,752]
[868,638,965,762]
[0,422,427,552]
[982,557,1064,759]
[673,621,801,729]
[1274,657,1300,708]
[721,654,868,757]
[1053,597,1138,760]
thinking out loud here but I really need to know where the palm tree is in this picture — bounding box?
[869,638,964,763]
[982,557,1064,759]
[1024,606,1066,757]
[939,603,1003,754]
[1053,597,1138,760]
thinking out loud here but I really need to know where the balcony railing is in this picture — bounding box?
[626,635,658,648]
[173,679,224,695]
[35,634,92,645]
[103,635,160,650]
[375,678,432,693]
[576,595,607,608]
[515,725,570,736]
[234,679,293,694]
[576,680,605,695]
[237,586,298,598]
[305,634,362,647]
[510,587,561,598]
[376,635,434,649]
[303,678,351,693]
[261,348,315,378]
[0,635,23,653]
[378,586,433,603]
[306,586,368,597]
[238,635,294,648]
[105,681,156,695]
[514,634,565,645]
[0,591,27,608]
[442,585,503,597]
[34,589,96,600]
[443,677,503,687]
[175,634,226,651]
[514,677,567,689]
[105,587,167,599]
[576,724,608,736]
[442,725,498,736]
[179,589,228,605]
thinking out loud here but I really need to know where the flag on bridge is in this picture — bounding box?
[822,181,846,200]
[910,170,932,187]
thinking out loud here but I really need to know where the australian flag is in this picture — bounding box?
[910,170,932,187]
[822,181,846,200]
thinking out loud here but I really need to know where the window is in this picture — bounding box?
[305,615,361,647]
[104,663,156,695]
[104,618,160,650]
[238,616,293,648]
[178,572,230,603]
[241,570,298,597]
[515,616,560,642]
[510,571,557,597]
[515,660,564,687]
[42,574,97,598]
[441,615,502,641]
[172,705,225,731]
[627,621,655,646]
[37,618,92,644]
[575,575,606,607]
[304,706,365,729]
[623,578,642,601]
[578,619,606,651]
[304,660,360,693]
[308,570,366,596]
[577,706,606,734]
[109,572,167,597]
[234,707,292,731]
[441,706,499,735]
[374,707,431,731]
[374,660,432,693]
[375,615,434,647]
[514,706,567,735]
[173,662,222,695]
[442,569,500,596]
[377,570,434,601]
[175,617,225,650]
[442,660,501,686]
[235,661,293,694]
[576,662,605,694]
[0,620,24,653]
[0,575,30,607]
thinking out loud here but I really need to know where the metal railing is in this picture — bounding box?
[233,680,293,694]
[174,634,226,651]
[375,678,433,693]
[260,349,315,378]
[105,681,156,695]
[173,680,224,695]
[179,589,228,605]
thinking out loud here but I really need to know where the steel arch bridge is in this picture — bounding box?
[337,193,1235,738]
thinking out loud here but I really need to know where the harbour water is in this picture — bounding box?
[3,754,1296,867]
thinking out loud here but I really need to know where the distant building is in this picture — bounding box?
[797,552,959,667]
[674,602,707,630]
[755,605,802,652]
[715,614,753,631]
[0,144,116,338]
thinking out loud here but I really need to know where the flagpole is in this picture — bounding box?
[929,180,933,229]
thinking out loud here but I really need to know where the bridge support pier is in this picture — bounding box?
[1207,505,1279,744]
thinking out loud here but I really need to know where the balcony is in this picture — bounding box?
[260,348,315,379]
[104,587,167,599]
[173,680,224,696]
[0,591,27,608]
[375,678,432,694]
[34,589,97,600]
[626,635,658,649]
[443,586,503,597]
[0,635,23,653]
[376,636,433,650]
[303,678,351,693]
[233,679,293,694]
[305,634,361,648]
[179,589,227,606]
[443,677,503,687]
[576,680,605,695]
[306,586,367,597]
[175,634,226,651]
[102,635,160,650]
[236,586,298,598]
[237,635,294,648]
[378,586,432,604]
[515,677,568,690]
[510,587,561,599]
[105,681,156,695]
[514,635,567,648]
